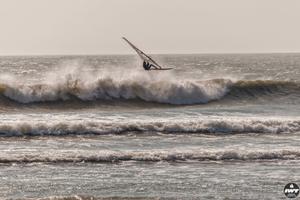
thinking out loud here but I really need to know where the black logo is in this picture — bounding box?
[284,183,299,198]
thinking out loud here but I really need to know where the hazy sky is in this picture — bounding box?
[0,0,300,55]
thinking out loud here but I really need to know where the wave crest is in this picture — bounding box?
[1,149,299,163]
[0,119,299,136]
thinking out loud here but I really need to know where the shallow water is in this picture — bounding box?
[2,161,299,199]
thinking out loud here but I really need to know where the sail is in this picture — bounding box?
[122,37,162,69]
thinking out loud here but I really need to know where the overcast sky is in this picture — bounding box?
[0,0,299,55]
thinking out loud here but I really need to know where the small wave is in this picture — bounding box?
[228,80,300,99]
[1,149,299,163]
[0,119,299,137]
[20,195,159,200]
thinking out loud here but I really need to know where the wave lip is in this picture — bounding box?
[0,118,299,137]
[1,149,299,163]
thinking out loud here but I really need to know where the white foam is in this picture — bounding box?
[0,149,299,163]
[0,118,299,136]
[0,66,233,104]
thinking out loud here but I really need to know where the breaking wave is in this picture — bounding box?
[0,78,231,105]
[0,119,299,136]
[1,149,299,163]
[0,76,299,106]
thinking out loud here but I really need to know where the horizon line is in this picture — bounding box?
[0,51,300,57]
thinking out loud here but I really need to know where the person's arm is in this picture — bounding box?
[150,64,160,69]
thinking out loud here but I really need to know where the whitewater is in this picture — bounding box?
[0,66,299,105]
[1,54,300,199]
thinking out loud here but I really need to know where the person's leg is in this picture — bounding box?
[149,64,158,69]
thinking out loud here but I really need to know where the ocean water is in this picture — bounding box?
[0,54,299,200]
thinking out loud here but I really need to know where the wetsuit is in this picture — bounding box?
[143,61,151,70]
